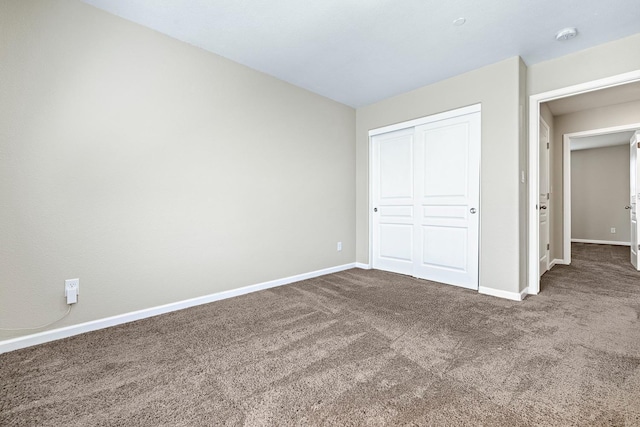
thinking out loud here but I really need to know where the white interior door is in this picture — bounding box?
[372,108,481,290]
[372,128,415,275]
[539,119,550,276]
[631,131,640,270]
[413,113,480,289]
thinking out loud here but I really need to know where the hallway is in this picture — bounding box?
[541,243,640,296]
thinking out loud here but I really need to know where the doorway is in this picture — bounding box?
[562,125,640,265]
[528,71,640,294]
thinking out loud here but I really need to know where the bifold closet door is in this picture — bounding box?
[372,110,480,290]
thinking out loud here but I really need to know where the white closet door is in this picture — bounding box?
[371,108,481,290]
[413,112,480,289]
[372,128,415,275]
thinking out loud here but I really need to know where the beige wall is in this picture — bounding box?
[518,58,528,290]
[0,0,355,339]
[550,100,640,259]
[528,33,640,96]
[529,34,640,267]
[2,1,639,344]
[571,145,630,243]
[356,57,524,294]
[540,103,555,127]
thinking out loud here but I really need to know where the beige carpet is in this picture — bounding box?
[2,243,640,426]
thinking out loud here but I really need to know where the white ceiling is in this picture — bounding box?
[83,0,640,108]
[547,81,640,116]
[570,130,636,151]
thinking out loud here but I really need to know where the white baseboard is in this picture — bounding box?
[551,258,570,267]
[0,262,357,354]
[355,262,371,269]
[478,286,525,302]
[571,238,630,246]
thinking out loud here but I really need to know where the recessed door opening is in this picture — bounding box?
[528,72,640,294]
[563,126,640,266]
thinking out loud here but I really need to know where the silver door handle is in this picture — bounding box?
[470,208,476,214]
[625,206,631,209]
[540,206,547,210]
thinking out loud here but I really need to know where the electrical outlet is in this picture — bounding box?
[65,278,79,305]
[611,227,616,234]
[337,242,342,252]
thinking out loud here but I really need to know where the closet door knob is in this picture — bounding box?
[470,208,477,214]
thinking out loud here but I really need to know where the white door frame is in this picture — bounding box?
[528,70,640,295]
[562,123,640,263]
[539,116,551,275]
[368,103,481,271]
[631,131,640,270]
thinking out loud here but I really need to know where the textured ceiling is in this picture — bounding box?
[83,0,640,107]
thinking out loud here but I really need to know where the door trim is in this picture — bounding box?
[562,123,640,266]
[527,70,640,295]
[539,116,550,275]
[368,104,481,137]
[631,131,640,270]
[368,103,481,282]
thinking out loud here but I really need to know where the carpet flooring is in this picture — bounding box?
[2,243,640,426]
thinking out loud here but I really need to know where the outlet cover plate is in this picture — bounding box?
[65,278,79,296]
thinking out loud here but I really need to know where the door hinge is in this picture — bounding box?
[547,142,550,149]
[547,193,550,200]
[547,243,550,250]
